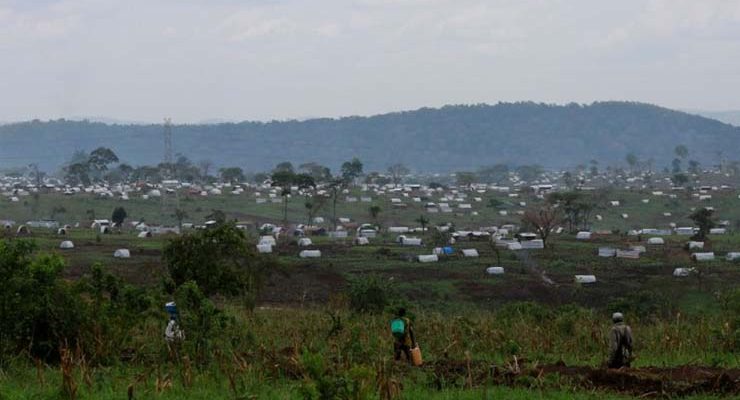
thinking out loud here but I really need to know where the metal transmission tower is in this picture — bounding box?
[161,118,179,223]
[163,118,173,168]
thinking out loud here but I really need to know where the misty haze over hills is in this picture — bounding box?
[1,101,739,174]
[690,111,740,127]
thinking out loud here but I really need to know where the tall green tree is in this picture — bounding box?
[625,153,638,171]
[415,215,430,234]
[88,147,119,174]
[369,205,382,222]
[689,208,715,241]
[111,207,127,226]
[340,158,363,183]
[219,167,245,183]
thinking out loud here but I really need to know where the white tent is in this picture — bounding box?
[726,252,740,261]
[485,266,505,275]
[688,241,704,250]
[114,249,131,258]
[576,231,591,240]
[299,250,321,258]
[59,241,74,249]
[417,254,438,263]
[256,244,273,254]
[461,249,479,257]
[647,237,665,245]
[298,238,313,247]
[398,236,422,246]
[520,240,544,249]
[574,275,597,284]
[259,236,277,246]
[57,228,67,235]
[673,268,695,277]
[691,252,715,261]
[616,250,640,259]
[598,247,616,257]
[506,242,523,251]
[354,237,370,245]
[138,231,152,238]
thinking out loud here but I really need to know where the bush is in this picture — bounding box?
[164,223,273,302]
[607,290,671,319]
[495,301,552,323]
[0,240,89,362]
[347,275,398,314]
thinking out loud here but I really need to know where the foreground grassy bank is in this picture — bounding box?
[0,366,731,400]
[2,305,740,399]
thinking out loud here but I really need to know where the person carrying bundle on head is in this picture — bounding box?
[164,302,184,343]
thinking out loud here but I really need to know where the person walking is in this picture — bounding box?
[608,312,633,369]
[390,308,416,363]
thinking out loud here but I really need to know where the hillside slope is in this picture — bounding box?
[1,102,738,172]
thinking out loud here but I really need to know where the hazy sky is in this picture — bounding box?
[1,0,739,123]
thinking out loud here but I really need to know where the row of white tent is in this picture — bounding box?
[59,241,130,258]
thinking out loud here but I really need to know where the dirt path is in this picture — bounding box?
[426,359,740,397]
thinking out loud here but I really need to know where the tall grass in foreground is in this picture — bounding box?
[2,303,739,399]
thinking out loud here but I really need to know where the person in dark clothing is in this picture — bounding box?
[391,308,416,363]
[608,312,633,369]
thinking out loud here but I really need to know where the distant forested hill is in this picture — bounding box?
[1,102,739,173]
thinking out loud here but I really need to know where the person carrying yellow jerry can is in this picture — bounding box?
[390,308,422,366]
